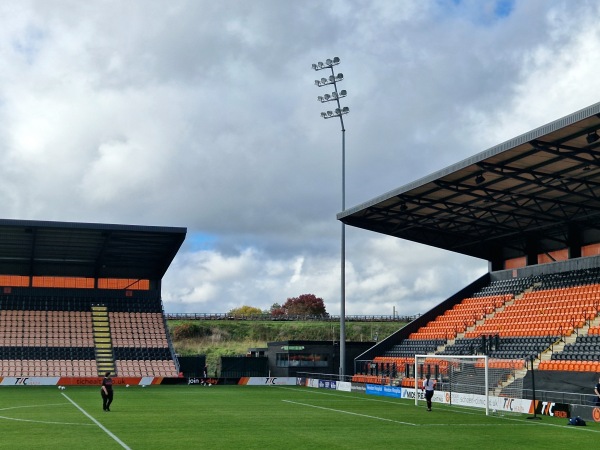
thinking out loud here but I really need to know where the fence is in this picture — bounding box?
[165,313,417,322]
[522,388,598,407]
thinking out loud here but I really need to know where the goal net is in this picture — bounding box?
[415,355,491,414]
[414,355,529,414]
[414,355,527,415]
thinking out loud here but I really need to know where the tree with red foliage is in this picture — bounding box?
[269,302,286,317]
[271,294,328,317]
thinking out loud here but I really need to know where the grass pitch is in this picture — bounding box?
[0,385,597,449]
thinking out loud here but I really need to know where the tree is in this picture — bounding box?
[228,305,263,317]
[274,294,328,317]
[269,303,286,317]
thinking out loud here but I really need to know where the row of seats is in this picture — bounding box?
[113,347,172,360]
[0,358,179,377]
[352,375,392,384]
[0,338,95,347]
[0,346,96,359]
[538,360,600,372]
[0,358,97,377]
[475,277,533,297]
[116,359,178,377]
[366,356,525,371]
[0,295,163,313]
[532,268,600,290]
[387,339,444,357]
[552,353,600,361]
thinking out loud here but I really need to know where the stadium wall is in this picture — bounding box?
[490,254,600,281]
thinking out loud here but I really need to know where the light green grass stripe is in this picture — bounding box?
[283,399,418,426]
[61,393,132,450]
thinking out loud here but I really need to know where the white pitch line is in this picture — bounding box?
[0,415,94,426]
[282,400,600,433]
[62,393,132,450]
[282,399,547,429]
[0,403,70,412]
[0,402,93,426]
[282,399,418,426]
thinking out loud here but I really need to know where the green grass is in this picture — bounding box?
[168,320,403,346]
[169,320,405,372]
[0,385,597,449]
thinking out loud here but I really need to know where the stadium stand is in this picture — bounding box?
[0,290,180,378]
[0,219,186,380]
[341,101,600,405]
[352,266,600,389]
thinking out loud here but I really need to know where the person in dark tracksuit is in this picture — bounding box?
[101,371,114,411]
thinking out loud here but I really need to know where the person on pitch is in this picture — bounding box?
[422,373,435,411]
[101,371,114,412]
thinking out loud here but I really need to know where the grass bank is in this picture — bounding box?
[168,320,406,372]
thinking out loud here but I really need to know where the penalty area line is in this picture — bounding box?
[61,393,132,450]
[282,399,418,426]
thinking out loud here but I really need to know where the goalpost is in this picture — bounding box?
[414,354,490,415]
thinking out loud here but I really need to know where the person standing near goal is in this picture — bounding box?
[422,374,435,411]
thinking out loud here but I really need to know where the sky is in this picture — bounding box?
[1,0,600,317]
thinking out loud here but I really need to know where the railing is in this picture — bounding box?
[522,388,598,407]
[296,371,354,383]
[165,313,417,322]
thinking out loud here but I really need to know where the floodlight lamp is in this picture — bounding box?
[314,80,321,86]
[317,96,323,102]
[312,63,317,70]
[342,106,349,113]
[475,174,486,185]
[327,111,333,116]
[321,112,327,118]
[336,73,344,80]
[340,90,347,96]
[324,94,331,100]
[318,61,324,68]
[586,131,600,144]
[329,75,335,82]
[326,58,332,65]
[333,57,340,64]
[321,78,327,84]
[331,92,338,99]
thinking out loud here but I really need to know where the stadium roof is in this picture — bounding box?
[0,219,186,280]
[339,102,600,266]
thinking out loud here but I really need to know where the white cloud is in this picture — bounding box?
[0,0,596,316]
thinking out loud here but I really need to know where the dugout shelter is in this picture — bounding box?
[0,219,186,383]
[342,101,600,398]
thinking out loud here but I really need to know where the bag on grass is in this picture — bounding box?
[568,416,586,426]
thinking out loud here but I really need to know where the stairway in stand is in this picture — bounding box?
[91,305,116,376]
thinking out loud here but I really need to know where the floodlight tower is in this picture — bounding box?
[312,57,349,377]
